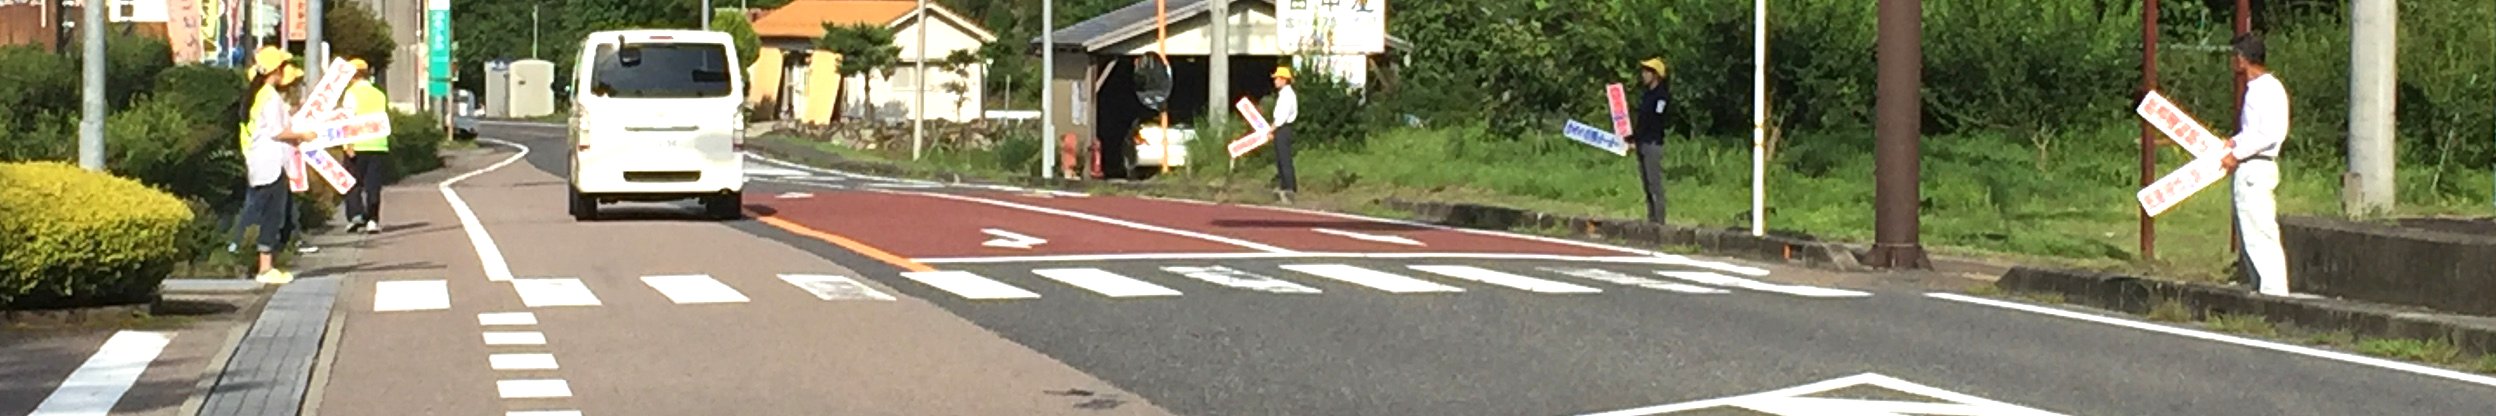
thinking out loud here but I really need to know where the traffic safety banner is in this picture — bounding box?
[285,148,311,192]
[1606,83,1634,138]
[2133,90,2230,217]
[1562,119,1629,156]
[301,149,359,195]
[2135,91,2226,160]
[1227,98,1275,159]
[299,113,395,151]
[291,58,361,122]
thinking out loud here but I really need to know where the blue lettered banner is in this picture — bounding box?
[1563,120,1630,156]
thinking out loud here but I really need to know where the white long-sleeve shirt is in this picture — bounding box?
[245,88,298,186]
[2232,74,2290,160]
[1272,85,1299,126]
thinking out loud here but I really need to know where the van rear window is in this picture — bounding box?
[589,43,733,98]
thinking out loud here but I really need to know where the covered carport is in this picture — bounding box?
[1035,0,1403,179]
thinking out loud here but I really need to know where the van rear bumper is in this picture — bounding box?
[573,162,744,198]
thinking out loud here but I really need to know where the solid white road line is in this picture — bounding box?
[488,353,561,371]
[372,280,451,312]
[478,312,538,326]
[1928,293,2496,388]
[440,138,531,282]
[913,252,1709,265]
[1163,266,1323,294]
[1655,271,1870,298]
[507,411,584,416]
[1541,267,1729,294]
[640,275,752,304]
[1280,264,1466,294]
[496,379,573,399]
[877,190,1299,253]
[900,271,1042,300]
[1032,268,1185,298]
[482,332,548,346]
[28,331,173,416]
[779,274,898,301]
[1408,265,1603,294]
[1246,204,1776,277]
[509,278,602,307]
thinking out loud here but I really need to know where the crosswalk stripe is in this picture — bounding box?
[496,379,572,399]
[482,331,547,346]
[478,312,538,326]
[510,278,602,307]
[901,271,1042,300]
[779,274,898,301]
[1279,264,1465,293]
[489,353,560,370]
[1541,267,1730,294]
[1654,271,1871,298]
[641,275,752,304]
[1408,265,1603,294]
[27,331,171,416]
[1162,266,1322,294]
[373,280,450,311]
[1031,268,1184,298]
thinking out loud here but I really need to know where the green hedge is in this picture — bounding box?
[1,162,195,309]
[389,110,447,179]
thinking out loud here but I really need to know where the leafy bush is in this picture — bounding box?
[324,0,397,70]
[106,96,242,205]
[0,162,195,309]
[151,65,249,130]
[0,46,78,125]
[63,32,174,110]
[389,110,447,179]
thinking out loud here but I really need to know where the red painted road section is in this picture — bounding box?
[957,191,1628,256]
[746,191,1250,258]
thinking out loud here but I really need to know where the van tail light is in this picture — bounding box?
[574,109,592,151]
[732,112,748,152]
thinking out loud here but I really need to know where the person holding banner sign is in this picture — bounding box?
[1271,66,1301,195]
[235,47,317,284]
[1630,58,1676,223]
[342,58,391,234]
[2223,34,2294,295]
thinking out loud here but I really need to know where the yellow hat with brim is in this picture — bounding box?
[1640,58,1669,75]
[1272,67,1293,80]
[349,58,369,72]
[253,47,302,84]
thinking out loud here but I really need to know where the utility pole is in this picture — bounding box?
[308,0,326,84]
[2138,0,2160,261]
[2347,0,2397,217]
[1207,0,1229,131]
[532,4,539,59]
[702,0,712,30]
[1867,0,1927,269]
[1750,0,1766,237]
[78,0,105,171]
[912,0,926,161]
[1042,0,1057,179]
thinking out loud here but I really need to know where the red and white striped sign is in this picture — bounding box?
[2136,91,2226,160]
[2133,91,2232,217]
[1606,83,1633,138]
[1227,98,1275,159]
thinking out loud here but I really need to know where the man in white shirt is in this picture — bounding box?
[2221,33,2293,295]
[1270,66,1300,194]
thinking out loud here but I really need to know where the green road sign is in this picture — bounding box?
[426,0,452,97]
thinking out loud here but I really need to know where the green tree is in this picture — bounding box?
[324,0,396,72]
[711,8,760,68]
[940,49,981,119]
[815,22,901,123]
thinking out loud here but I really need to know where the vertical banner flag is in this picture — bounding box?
[1606,83,1633,138]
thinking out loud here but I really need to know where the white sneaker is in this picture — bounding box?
[255,269,295,284]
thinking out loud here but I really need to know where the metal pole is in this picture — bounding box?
[2348,0,2398,217]
[912,0,926,161]
[1155,0,1169,176]
[78,0,105,171]
[2138,0,2159,261]
[702,0,712,30]
[1868,0,1927,269]
[1750,0,1766,236]
[308,0,325,83]
[1042,0,1057,179]
[532,4,539,59]
[1209,0,1230,130]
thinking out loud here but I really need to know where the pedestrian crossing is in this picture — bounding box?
[366,263,1871,313]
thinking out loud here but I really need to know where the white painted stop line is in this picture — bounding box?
[641,274,752,304]
[1407,265,1602,294]
[1033,268,1184,298]
[1163,266,1323,294]
[1280,264,1465,294]
[778,274,897,301]
[901,271,1041,300]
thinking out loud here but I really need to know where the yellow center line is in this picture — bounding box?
[754,215,937,273]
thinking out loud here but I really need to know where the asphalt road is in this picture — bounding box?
[293,121,2496,416]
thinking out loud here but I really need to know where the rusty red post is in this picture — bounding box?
[2140,0,2161,262]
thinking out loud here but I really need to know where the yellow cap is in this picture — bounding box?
[1640,58,1669,76]
[1272,67,1293,80]
[349,58,369,72]
[254,47,303,85]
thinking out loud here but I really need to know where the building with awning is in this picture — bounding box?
[749,0,994,125]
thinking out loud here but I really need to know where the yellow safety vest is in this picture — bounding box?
[347,80,391,152]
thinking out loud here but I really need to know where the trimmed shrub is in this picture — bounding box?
[389,110,446,179]
[1,162,196,309]
[108,96,243,206]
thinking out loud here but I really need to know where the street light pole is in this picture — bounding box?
[309,0,326,83]
[78,0,106,171]
[912,0,926,161]
[702,0,712,30]
[532,4,539,59]
[1042,0,1057,179]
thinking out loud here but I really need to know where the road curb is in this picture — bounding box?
[162,279,266,295]
[1996,266,2496,357]
[1377,200,1869,271]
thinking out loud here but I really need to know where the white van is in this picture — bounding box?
[567,30,747,220]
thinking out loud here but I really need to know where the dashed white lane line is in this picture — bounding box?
[1032,268,1185,298]
[28,331,173,416]
[1408,265,1603,294]
[478,312,538,326]
[1163,266,1324,294]
[901,271,1042,300]
[373,280,451,312]
[483,332,548,346]
[507,411,584,416]
[1280,264,1465,294]
[1928,293,2496,388]
[779,274,898,301]
[496,379,573,399]
[1656,271,1869,298]
[489,353,561,371]
[640,274,752,304]
[510,278,602,307]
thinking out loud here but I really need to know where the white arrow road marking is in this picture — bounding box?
[1311,228,1424,246]
[776,192,813,199]
[1576,372,2069,416]
[981,229,1049,249]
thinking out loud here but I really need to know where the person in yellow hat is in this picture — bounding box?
[1630,57,1675,223]
[1270,66,1300,195]
[234,46,314,284]
[340,58,392,234]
